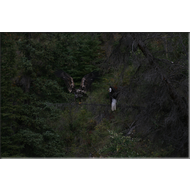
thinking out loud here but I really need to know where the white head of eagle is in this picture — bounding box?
[109,86,119,111]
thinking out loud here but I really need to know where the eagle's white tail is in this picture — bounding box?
[111,98,117,111]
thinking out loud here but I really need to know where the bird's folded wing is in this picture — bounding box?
[55,70,75,93]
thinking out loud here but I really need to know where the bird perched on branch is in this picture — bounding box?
[109,86,119,111]
[55,70,99,101]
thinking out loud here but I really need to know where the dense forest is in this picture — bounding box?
[1,32,188,158]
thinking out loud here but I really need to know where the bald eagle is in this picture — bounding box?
[109,86,119,111]
[55,70,98,101]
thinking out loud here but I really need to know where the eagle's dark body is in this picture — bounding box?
[55,70,98,101]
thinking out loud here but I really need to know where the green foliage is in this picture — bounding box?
[98,130,174,158]
[13,129,64,157]
[99,131,138,157]
[53,33,101,80]
[1,32,103,157]
[52,106,95,157]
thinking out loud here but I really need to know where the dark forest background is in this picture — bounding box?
[1,32,188,158]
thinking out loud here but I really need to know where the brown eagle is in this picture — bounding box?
[55,70,98,101]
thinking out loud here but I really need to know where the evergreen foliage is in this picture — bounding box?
[1,33,101,157]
